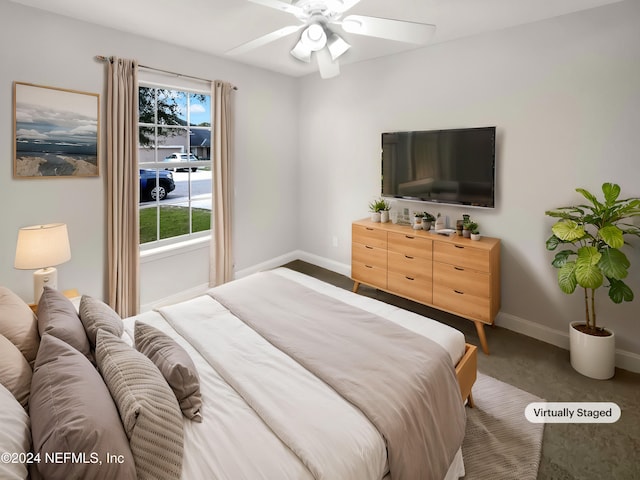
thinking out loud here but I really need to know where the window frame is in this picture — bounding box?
[138,79,213,252]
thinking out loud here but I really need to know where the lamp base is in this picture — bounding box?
[33,267,58,304]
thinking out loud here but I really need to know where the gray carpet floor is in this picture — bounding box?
[282,260,640,480]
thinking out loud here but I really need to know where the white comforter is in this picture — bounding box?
[122,268,466,480]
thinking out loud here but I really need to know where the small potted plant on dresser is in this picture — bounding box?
[468,222,481,240]
[422,212,436,231]
[545,182,640,379]
[368,198,390,223]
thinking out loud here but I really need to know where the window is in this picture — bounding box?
[138,82,212,248]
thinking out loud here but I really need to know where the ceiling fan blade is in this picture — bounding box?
[316,48,340,79]
[226,25,303,56]
[248,0,303,16]
[340,15,435,44]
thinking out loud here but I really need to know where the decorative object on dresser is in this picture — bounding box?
[422,212,436,231]
[367,197,391,223]
[14,223,71,303]
[351,218,501,354]
[545,182,640,379]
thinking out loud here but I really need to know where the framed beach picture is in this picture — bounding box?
[13,82,100,178]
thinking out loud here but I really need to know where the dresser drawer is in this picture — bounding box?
[433,242,490,272]
[388,251,432,279]
[432,284,491,323]
[352,242,387,269]
[352,262,387,289]
[433,262,490,298]
[352,224,387,248]
[388,232,433,259]
[388,271,432,305]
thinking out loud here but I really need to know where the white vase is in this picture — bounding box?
[569,322,615,380]
[370,212,381,222]
[380,210,389,223]
[470,233,481,241]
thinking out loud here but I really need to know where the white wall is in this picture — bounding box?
[297,0,640,360]
[0,0,299,305]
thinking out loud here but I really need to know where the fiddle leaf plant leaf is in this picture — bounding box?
[598,225,624,249]
[575,247,603,289]
[602,182,621,206]
[551,220,585,242]
[552,249,574,268]
[608,278,634,304]
[599,248,630,280]
[558,262,578,294]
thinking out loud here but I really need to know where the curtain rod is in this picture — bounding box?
[95,55,238,90]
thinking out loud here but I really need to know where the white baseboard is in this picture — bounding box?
[496,312,640,374]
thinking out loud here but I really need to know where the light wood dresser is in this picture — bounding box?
[351,218,500,354]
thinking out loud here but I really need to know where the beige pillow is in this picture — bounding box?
[79,295,124,348]
[0,334,32,408]
[96,330,184,480]
[37,287,92,363]
[30,334,137,480]
[135,321,203,422]
[0,286,39,366]
[0,382,31,480]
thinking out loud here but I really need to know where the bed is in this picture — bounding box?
[0,267,477,480]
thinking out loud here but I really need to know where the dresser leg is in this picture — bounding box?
[474,321,490,355]
[352,281,360,293]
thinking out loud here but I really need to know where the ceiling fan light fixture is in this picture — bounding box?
[290,39,312,62]
[326,32,350,60]
[300,23,327,51]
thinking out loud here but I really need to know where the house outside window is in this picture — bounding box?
[138,81,212,248]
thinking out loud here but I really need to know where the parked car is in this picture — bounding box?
[163,152,199,172]
[140,169,175,201]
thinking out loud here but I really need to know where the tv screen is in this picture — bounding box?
[381,126,496,208]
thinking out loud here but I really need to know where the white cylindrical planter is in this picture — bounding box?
[370,212,381,222]
[569,322,615,380]
[380,210,389,223]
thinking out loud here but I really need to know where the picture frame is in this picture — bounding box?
[13,82,100,178]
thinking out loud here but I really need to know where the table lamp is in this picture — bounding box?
[14,223,71,303]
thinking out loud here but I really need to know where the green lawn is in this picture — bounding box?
[140,206,211,244]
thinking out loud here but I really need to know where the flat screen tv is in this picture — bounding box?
[381,126,496,208]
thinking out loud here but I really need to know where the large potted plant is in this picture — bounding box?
[545,183,640,379]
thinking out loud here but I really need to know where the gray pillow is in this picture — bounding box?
[37,287,92,363]
[0,334,32,408]
[30,334,137,480]
[96,330,184,480]
[0,286,39,365]
[79,295,124,348]
[135,321,203,422]
[0,382,31,480]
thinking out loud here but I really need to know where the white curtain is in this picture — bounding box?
[106,57,140,316]
[210,81,235,286]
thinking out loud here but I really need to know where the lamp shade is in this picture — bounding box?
[14,223,71,270]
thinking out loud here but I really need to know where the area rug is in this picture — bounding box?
[462,373,544,480]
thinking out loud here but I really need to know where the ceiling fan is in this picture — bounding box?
[226,0,436,79]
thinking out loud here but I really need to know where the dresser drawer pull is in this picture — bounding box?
[405,235,415,239]
[405,276,415,281]
[365,265,373,269]
[454,290,464,295]
[454,266,464,271]
[365,245,374,249]
[405,255,414,259]
[366,227,374,231]
[455,245,465,249]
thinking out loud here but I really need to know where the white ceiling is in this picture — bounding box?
[10,0,622,77]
